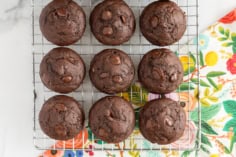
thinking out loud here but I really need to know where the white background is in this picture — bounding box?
[0,0,236,156]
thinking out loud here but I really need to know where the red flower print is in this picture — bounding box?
[85,145,94,156]
[227,54,236,74]
[219,9,236,24]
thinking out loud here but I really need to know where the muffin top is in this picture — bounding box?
[90,0,136,45]
[40,47,85,93]
[39,95,85,140]
[89,49,135,94]
[89,96,135,143]
[139,98,186,144]
[40,0,86,46]
[138,48,183,94]
[140,0,186,46]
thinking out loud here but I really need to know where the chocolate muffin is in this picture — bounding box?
[138,48,183,94]
[40,0,86,46]
[139,98,186,144]
[40,47,85,93]
[90,0,136,45]
[89,96,135,143]
[89,49,135,94]
[140,0,186,46]
[39,95,85,140]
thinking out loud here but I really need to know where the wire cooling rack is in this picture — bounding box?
[32,0,200,151]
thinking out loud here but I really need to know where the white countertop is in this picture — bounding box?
[0,0,236,156]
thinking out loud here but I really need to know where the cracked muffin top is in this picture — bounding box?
[39,95,85,140]
[40,0,86,46]
[40,47,85,93]
[89,96,135,143]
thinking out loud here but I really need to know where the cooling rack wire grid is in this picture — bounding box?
[32,0,200,151]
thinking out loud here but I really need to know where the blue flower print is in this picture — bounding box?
[194,34,209,50]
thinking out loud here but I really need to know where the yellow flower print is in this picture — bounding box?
[162,150,179,157]
[118,92,130,101]
[219,49,233,60]
[205,51,219,66]
[210,31,218,38]
[180,56,195,72]
[207,23,219,38]
[210,154,220,157]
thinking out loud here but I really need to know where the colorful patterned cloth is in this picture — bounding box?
[39,9,236,157]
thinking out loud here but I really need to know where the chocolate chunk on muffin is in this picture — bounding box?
[138,48,183,94]
[89,96,135,143]
[39,95,85,140]
[40,0,86,46]
[90,0,136,45]
[40,47,85,93]
[140,0,186,46]
[89,49,135,94]
[139,98,186,145]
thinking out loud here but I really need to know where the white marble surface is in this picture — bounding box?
[0,0,236,156]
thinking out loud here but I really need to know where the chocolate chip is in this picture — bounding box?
[110,54,121,65]
[55,103,67,112]
[104,110,111,116]
[99,128,107,136]
[120,15,126,23]
[56,8,67,17]
[146,119,153,129]
[150,16,159,28]
[112,75,123,83]
[99,72,109,78]
[102,11,112,20]
[164,116,174,126]
[170,73,177,82]
[103,27,113,35]
[62,76,73,83]
[55,124,67,136]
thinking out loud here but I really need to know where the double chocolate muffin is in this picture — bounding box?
[90,0,136,45]
[139,98,186,145]
[138,48,183,94]
[39,95,85,140]
[40,0,86,46]
[89,49,135,94]
[89,96,135,143]
[140,0,186,46]
[40,47,85,93]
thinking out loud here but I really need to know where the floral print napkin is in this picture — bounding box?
[38,9,236,157]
